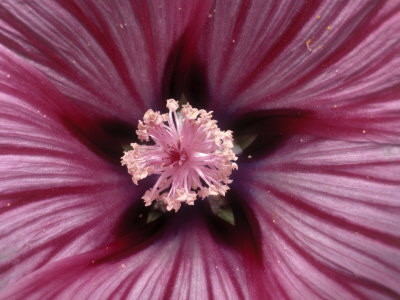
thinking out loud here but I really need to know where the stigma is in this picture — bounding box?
[121,99,238,212]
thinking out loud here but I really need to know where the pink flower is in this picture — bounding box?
[0,1,399,299]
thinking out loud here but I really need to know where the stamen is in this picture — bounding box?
[121,99,238,212]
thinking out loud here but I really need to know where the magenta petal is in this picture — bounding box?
[0,48,139,287]
[238,136,400,298]
[0,0,211,124]
[193,1,400,126]
[0,211,263,299]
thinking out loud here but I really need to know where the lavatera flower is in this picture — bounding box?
[0,1,400,300]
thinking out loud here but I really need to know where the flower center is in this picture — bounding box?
[121,99,238,211]
[166,142,188,166]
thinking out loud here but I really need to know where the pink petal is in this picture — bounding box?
[0,48,140,288]
[238,136,400,298]
[0,208,265,299]
[191,1,400,134]
[0,0,212,125]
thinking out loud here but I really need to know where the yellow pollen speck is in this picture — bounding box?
[7,203,10,207]
[306,39,312,52]
[355,231,359,235]
[317,15,321,19]
[362,130,366,134]
[284,247,287,251]
[327,26,332,30]
[334,104,337,108]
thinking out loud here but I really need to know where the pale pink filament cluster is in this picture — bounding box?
[121,99,238,211]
